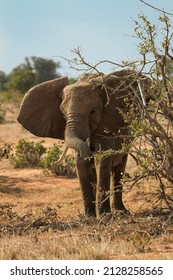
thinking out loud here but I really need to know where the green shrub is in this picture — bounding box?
[0,101,5,123]
[11,139,46,168]
[41,144,76,177]
[0,140,12,160]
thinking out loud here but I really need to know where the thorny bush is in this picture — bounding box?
[67,12,173,211]
[125,13,173,210]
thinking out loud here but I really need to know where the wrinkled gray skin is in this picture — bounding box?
[17,70,146,217]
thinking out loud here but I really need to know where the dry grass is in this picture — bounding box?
[0,116,173,260]
[0,195,173,260]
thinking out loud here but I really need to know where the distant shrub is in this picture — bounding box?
[11,139,46,168]
[0,115,4,124]
[41,144,76,177]
[0,140,12,160]
[0,101,5,123]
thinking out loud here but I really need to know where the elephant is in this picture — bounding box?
[17,70,149,217]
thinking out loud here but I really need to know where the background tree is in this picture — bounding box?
[5,56,61,94]
[5,65,35,93]
[0,71,9,91]
[31,56,61,84]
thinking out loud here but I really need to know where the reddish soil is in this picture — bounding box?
[0,120,173,260]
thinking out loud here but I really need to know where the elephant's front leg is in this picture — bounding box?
[111,154,129,213]
[76,157,96,216]
[95,156,112,217]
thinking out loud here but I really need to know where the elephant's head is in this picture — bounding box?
[17,76,106,161]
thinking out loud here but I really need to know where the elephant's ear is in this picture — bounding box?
[17,77,69,139]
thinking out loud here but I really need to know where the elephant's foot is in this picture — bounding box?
[100,206,111,215]
[84,205,96,217]
[113,203,130,215]
[96,203,111,219]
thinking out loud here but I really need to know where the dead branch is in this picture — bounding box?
[139,0,173,16]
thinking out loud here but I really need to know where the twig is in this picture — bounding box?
[156,174,173,210]
[139,0,173,16]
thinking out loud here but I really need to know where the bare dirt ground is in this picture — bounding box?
[0,111,173,260]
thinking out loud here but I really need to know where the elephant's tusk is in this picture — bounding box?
[86,138,90,147]
[58,145,69,163]
[137,79,147,107]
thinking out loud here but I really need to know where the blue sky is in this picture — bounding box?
[1,0,173,77]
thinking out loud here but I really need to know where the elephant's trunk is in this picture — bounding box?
[58,136,91,164]
[64,131,95,216]
[65,136,91,160]
[62,114,92,160]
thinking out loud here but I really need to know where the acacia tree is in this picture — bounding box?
[128,13,173,209]
[65,9,173,211]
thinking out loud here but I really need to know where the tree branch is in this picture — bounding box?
[139,0,173,16]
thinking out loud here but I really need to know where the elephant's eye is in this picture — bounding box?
[91,110,95,115]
